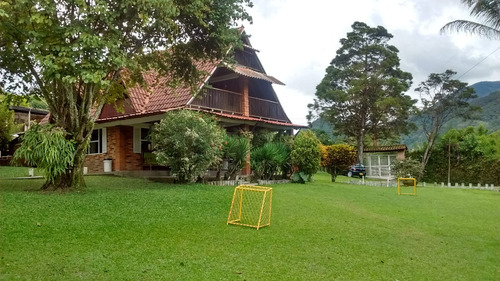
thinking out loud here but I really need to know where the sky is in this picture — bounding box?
[241,0,500,125]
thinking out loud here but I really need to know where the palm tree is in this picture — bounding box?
[441,0,500,39]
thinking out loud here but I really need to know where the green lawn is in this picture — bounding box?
[1,167,499,280]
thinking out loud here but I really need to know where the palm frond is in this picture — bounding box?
[441,0,500,39]
[441,20,500,39]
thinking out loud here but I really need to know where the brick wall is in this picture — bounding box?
[84,126,143,173]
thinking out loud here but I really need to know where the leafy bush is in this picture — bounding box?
[391,158,423,181]
[251,142,289,180]
[290,130,321,182]
[13,124,75,184]
[221,134,249,180]
[251,128,275,148]
[412,126,500,184]
[152,110,225,183]
[321,144,356,182]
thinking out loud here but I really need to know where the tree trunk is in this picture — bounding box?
[421,130,438,176]
[357,128,365,164]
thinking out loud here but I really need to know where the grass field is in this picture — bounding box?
[1,166,499,280]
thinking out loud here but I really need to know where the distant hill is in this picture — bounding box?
[470,81,500,98]
[312,80,500,150]
[403,83,500,149]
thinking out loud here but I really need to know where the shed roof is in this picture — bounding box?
[363,145,407,152]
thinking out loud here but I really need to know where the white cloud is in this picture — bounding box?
[244,0,500,125]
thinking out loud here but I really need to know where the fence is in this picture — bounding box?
[345,177,498,192]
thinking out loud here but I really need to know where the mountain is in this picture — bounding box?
[470,81,500,98]
[311,81,500,150]
[403,81,500,149]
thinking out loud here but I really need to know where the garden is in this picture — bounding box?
[1,166,499,280]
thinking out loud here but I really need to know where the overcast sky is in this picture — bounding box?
[242,0,500,125]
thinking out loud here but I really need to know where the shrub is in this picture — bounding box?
[251,128,275,148]
[391,158,423,181]
[152,110,225,183]
[321,144,356,182]
[251,142,289,180]
[13,124,75,184]
[290,130,321,182]
[221,134,249,180]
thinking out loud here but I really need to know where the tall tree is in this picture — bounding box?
[441,0,500,39]
[415,70,478,171]
[308,21,415,164]
[0,0,251,190]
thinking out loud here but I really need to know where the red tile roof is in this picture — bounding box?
[97,59,220,121]
[363,145,407,152]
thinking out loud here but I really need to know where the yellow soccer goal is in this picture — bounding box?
[227,185,273,230]
[398,178,417,195]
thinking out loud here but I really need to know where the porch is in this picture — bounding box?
[189,88,289,123]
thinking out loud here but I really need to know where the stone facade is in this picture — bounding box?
[84,126,143,173]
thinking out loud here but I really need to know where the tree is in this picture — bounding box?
[290,130,321,182]
[311,129,334,145]
[152,110,226,184]
[320,144,356,182]
[415,70,478,172]
[413,126,499,184]
[441,0,500,40]
[308,21,415,164]
[0,0,251,190]
[0,102,18,152]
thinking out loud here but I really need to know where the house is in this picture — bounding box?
[0,106,49,164]
[9,106,49,132]
[84,33,304,174]
[362,145,407,178]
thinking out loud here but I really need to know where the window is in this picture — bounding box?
[141,128,151,152]
[87,128,107,154]
[133,126,151,153]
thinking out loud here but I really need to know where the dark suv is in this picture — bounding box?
[344,164,366,178]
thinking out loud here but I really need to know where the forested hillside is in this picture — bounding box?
[311,81,500,149]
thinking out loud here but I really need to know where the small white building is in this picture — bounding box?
[363,145,407,179]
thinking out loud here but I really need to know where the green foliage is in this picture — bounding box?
[291,171,310,184]
[391,158,423,181]
[251,128,276,148]
[416,70,478,170]
[309,21,415,163]
[291,130,321,181]
[0,102,18,151]
[0,93,48,109]
[312,129,334,145]
[152,110,225,183]
[441,0,500,39]
[221,134,249,179]
[251,142,289,180]
[0,0,251,189]
[320,144,357,182]
[412,126,500,184]
[12,124,75,184]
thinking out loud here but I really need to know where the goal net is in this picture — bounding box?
[398,178,417,195]
[227,185,273,230]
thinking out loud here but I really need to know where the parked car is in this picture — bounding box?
[344,163,366,178]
